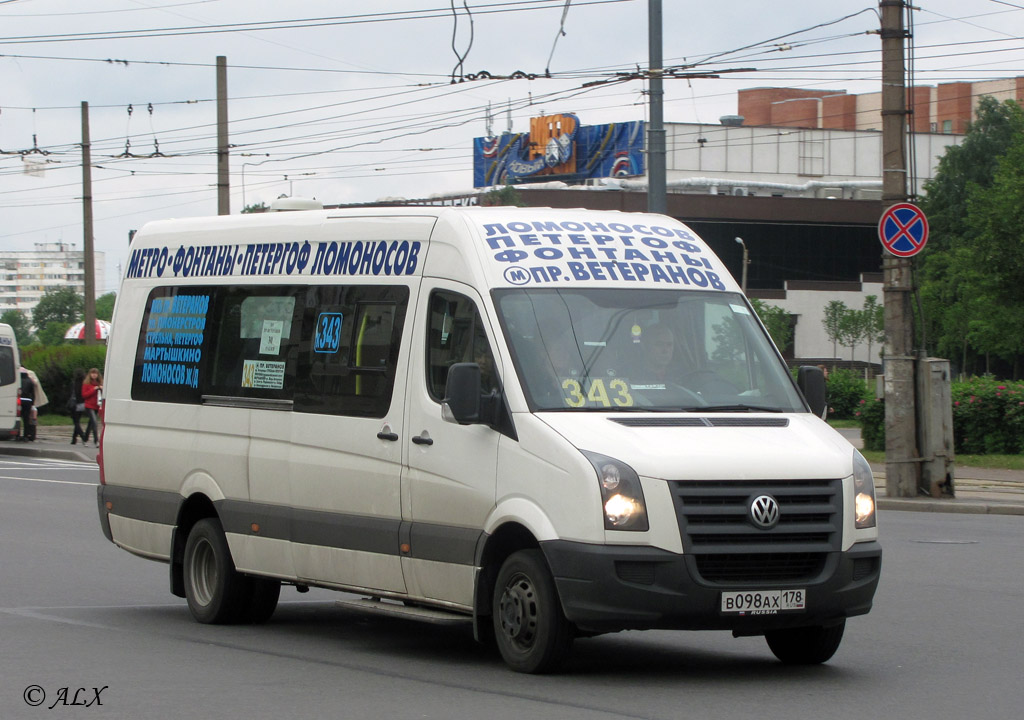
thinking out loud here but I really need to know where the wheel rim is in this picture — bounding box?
[188,537,217,607]
[498,571,539,651]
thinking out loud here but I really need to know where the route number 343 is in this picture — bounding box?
[561,378,634,408]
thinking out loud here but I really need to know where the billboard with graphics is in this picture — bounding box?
[473,114,645,188]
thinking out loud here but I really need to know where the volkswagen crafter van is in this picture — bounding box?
[97,206,880,673]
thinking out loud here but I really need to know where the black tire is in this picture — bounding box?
[492,550,572,674]
[765,621,846,664]
[243,577,281,624]
[182,518,249,624]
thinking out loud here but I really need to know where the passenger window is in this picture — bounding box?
[294,285,409,418]
[131,284,409,416]
[426,291,497,402]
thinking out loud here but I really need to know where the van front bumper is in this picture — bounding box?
[541,540,881,634]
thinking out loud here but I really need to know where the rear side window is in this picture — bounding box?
[132,284,408,418]
[0,346,15,386]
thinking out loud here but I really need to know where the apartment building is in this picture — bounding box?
[0,243,105,319]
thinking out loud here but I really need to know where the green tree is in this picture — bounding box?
[861,295,884,365]
[822,300,846,361]
[918,97,1024,374]
[0,309,34,344]
[37,322,72,347]
[32,287,83,331]
[95,292,117,322]
[920,96,1024,253]
[837,305,865,361]
[480,185,525,207]
[749,298,793,354]
[242,202,268,214]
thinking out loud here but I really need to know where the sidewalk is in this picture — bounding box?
[1,424,98,464]
[2,424,1023,516]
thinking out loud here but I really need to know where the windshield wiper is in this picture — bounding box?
[699,404,784,413]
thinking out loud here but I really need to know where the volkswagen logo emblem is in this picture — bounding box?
[749,495,780,530]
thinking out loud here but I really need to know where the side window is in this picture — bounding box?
[426,290,497,402]
[206,288,301,400]
[294,285,409,418]
[132,288,214,403]
[131,284,408,416]
[0,346,15,386]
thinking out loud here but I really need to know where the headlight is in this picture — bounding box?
[852,450,877,529]
[582,451,649,531]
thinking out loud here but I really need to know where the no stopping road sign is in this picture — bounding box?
[879,202,929,257]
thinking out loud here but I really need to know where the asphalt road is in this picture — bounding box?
[1,457,1022,719]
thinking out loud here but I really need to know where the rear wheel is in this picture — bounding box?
[765,621,846,664]
[492,550,572,674]
[180,518,253,626]
[244,578,281,624]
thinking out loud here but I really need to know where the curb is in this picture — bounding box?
[878,498,1024,517]
[0,441,97,464]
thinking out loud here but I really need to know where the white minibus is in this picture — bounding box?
[0,323,20,440]
[97,206,880,673]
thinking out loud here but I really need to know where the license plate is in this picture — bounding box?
[721,589,806,614]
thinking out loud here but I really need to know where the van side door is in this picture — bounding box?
[402,282,503,607]
[287,283,414,594]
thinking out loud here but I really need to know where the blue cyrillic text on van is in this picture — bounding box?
[126,240,421,280]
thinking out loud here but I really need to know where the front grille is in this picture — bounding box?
[671,479,841,584]
[696,552,826,583]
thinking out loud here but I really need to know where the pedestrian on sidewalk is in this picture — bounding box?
[82,367,103,448]
[18,369,35,442]
[17,366,48,441]
[69,368,87,445]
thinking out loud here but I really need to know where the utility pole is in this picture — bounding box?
[880,1,919,497]
[217,56,230,215]
[735,237,749,293]
[81,101,97,347]
[647,0,666,214]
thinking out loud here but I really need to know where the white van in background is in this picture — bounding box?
[0,323,20,440]
[97,206,880,673]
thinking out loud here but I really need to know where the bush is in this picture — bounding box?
[856,397,885,451]
[21,344,107,415]
[826,368,871,419]
[951,376,1024,455]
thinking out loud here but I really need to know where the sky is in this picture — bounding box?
[1,0,1022,294]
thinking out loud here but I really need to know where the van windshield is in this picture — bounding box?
[493,288,805,413]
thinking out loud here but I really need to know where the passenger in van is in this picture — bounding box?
[82,368,103,447]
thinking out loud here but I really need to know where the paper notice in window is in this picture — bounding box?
[241,359,286,389]
[260,320,284,355]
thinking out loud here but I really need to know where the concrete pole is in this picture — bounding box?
[81,102,97,347]
[217,56,230,215]
[880,0,919,497]
[647,0,666,214]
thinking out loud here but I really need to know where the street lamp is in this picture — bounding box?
[735,236,749,294]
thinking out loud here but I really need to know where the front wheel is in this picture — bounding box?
[492,550,572,674]
[765,621,846,664]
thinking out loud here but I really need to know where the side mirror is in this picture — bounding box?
[442,362,482,424]
[797,365,828,419]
